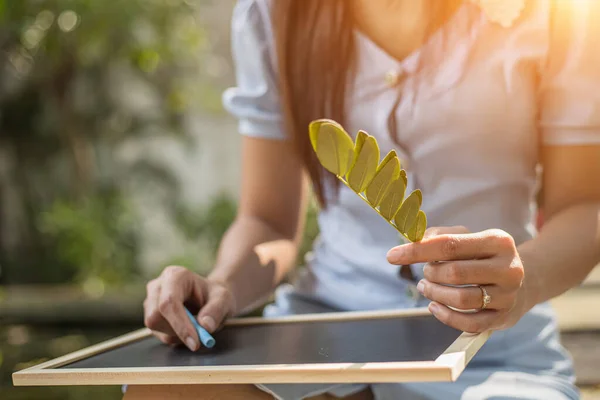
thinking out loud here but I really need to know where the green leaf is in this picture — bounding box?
[378,175,406,220]
[309,119,355,176]
[308,119,428,240]
[346,130,379,193]
[365,151,401,207]
[407,210,427,242]
[394,190,423,234]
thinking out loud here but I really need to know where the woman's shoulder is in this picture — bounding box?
[223,0,284,141]
[230,0,275,50]
[231,0,273,25]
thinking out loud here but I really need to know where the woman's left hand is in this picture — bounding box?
[387,226,528,333]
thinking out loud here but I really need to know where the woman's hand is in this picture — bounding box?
[387,227,527,333]
[143,266,236,351]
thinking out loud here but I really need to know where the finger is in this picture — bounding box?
[396,226,471,278]
[152,331,180,346]
[429,301,499,333]
[388,229,515,265]
[422,226,470,239]
[422,258,518,287]
[158,267,204,351]
[197,283,234,333]
[143,281,179,338]
[418,280,514,311]
[158,287,199,351]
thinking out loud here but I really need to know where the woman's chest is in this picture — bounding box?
[345,2,551,170]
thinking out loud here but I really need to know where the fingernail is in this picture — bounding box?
[201,316,216,332]
[387,246,405,262]
[185,336,198,351]
[417,280,425,294]
[429,302,440,315]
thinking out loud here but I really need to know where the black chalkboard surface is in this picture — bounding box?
[13,309,491,386]
[63,315,460,369]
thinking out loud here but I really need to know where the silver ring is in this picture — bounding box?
[479,285,491,311]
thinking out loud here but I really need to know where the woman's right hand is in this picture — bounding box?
[143,266,236,351]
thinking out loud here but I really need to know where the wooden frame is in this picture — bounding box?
[13,308,491,386]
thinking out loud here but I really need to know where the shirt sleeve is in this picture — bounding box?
[222,0,286,140]
[539,0,600,146]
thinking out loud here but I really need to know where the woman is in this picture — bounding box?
[128,0,600,399]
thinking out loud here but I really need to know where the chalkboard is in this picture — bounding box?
[13,308,492,386]
[64,315,459,369]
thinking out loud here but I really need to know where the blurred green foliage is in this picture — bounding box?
[172,193,321,274]
[0,0,318,288]
[0,0,217,285]
[161,193,238,276]
[174,193,238,255]
[0,2,323,399]
[38,188,138,285]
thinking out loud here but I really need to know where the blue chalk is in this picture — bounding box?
[185,308,216,349]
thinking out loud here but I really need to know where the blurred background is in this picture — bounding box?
[0,1,320,398]
[0,0,597,399]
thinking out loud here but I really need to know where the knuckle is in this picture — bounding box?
[446,263,464,284]
[489,229,515,248]
[499,236,516,250]
[442,236,460,258]
[158,295,176,314]
[144,317,154,329]
[144,313,160,329]
[164,265,186,278]
[162,265,176,275]
[501,258,525,288]
[485,228,505,237]
[145,279,157,293]
[508,264,525,286]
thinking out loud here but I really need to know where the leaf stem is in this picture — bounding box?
[336,175,413,243]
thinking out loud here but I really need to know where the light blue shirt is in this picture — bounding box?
[222,1,599,398]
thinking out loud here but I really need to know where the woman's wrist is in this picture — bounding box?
[516,245,542,312]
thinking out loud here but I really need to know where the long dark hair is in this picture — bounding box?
[272,1,459,206]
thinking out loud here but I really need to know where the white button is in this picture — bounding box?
[385,69,403,87]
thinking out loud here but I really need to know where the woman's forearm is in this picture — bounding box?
[207,215,301,316]
[518,203,600,310]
